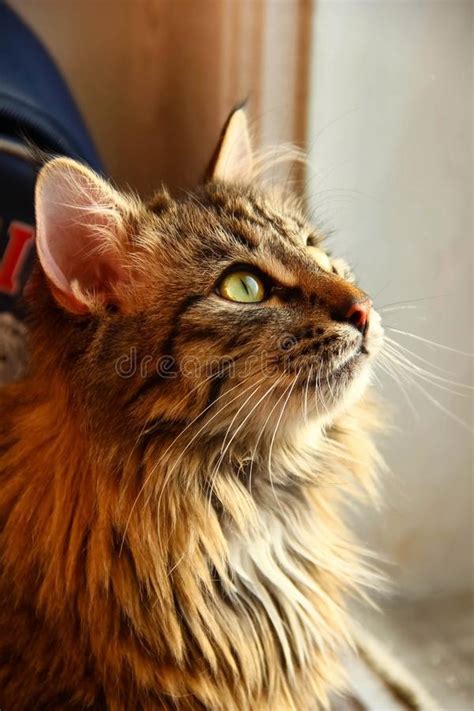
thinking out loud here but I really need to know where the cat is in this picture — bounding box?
[0,108,384,710]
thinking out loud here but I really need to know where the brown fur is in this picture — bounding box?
[0,127,384,710]
[0,314,27,386]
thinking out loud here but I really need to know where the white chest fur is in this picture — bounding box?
[225,498,350,680]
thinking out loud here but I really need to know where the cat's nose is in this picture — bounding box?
[344,298,371,335]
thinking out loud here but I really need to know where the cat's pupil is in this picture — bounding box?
[240,277,250,295]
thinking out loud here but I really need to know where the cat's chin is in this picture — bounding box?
[328,355,372,411]
[302,364,373,431]
[310,319,383,424]
[330,328,383,417]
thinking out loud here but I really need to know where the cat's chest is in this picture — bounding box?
[224,502,326,674]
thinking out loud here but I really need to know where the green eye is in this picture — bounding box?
[218,270,266,303]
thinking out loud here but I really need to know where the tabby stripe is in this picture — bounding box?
[181,324,221,341]
[229,209,267,230]
[129,294,203,402]
[195,198,263,248]
[161,294,204,356]
[229,228,259,251]
[201,362,234,416]
[140,416,189,448]
[247,197,289,239]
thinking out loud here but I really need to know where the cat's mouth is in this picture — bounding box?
[329,319,383,378]
[329,344,368,379]
[286,311,384,397]
[285,334,370,377]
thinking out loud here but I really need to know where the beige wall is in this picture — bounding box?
[309,0,473,599]
[9,0,312,196]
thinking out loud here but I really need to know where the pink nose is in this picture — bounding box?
[345,298,371,335]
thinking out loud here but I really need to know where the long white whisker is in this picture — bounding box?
[152,373,269,517]
[303,365,313,424]
[119,370,268,554]
[383,341,472,395]
[205,381,266,514]
[248,373,291,497]
[377,354,420,420]
[378,304,420,313]
[377,351,472,431]
[407,376,473,433]
[219,382,264,455]
[382,349,468,399]
[314,362,323,413]
[217,379,282,470]
[267,375,299,512]
[206,377,284,512]
[377,295,446,310]
[387,326,473,358]
[120,365,225,495]
[384,336,452,375]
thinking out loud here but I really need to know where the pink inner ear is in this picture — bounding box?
[36,160,126,312]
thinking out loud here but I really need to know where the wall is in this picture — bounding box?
[308,0,473,598]
[9,0,312,196]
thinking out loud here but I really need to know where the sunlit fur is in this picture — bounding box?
[0,168,384,709]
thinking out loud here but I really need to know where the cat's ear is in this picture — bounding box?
[35,157,132,314]
[210,106,253,183]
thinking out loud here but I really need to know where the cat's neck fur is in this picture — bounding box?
[0,366,379,710]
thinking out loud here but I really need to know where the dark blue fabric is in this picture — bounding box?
[0,1,102,163]
[0,1,103,315]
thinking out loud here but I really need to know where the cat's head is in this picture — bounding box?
[31,108,383,443]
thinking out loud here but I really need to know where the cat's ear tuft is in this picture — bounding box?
[35,157,132,314]
[210,107,253,183]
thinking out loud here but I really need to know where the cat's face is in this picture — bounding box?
[32,110,383,441]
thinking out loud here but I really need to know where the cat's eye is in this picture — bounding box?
[218,270,266,303]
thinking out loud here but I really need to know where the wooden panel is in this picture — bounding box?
[9,0,313,196]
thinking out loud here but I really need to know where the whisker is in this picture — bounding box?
[219,379,283,466]
[207,375,285,512]
[219,382,264,455]
[378,304,420,313]
[267,375,299,512]
[303,365,313,424]
[377,295,447,310]
[119,370,268,555]
[314,364,323,415]
[382,350,468,400]
[152,373,269,524]
[248,372,293,498]
[119,366,230,500]
[386,326,473,358]
[141,367,224,437]
[376,354,420,420]
[205,381,266,515]
[383,341,472,395]
[377,351,472,431]
[407,376,473,433]
[384,335,452,375]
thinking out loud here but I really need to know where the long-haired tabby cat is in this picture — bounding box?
[0,108,384,710]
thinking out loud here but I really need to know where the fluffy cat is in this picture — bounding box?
[0,108,384,710]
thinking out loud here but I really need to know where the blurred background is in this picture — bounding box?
[5,0,473,707]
